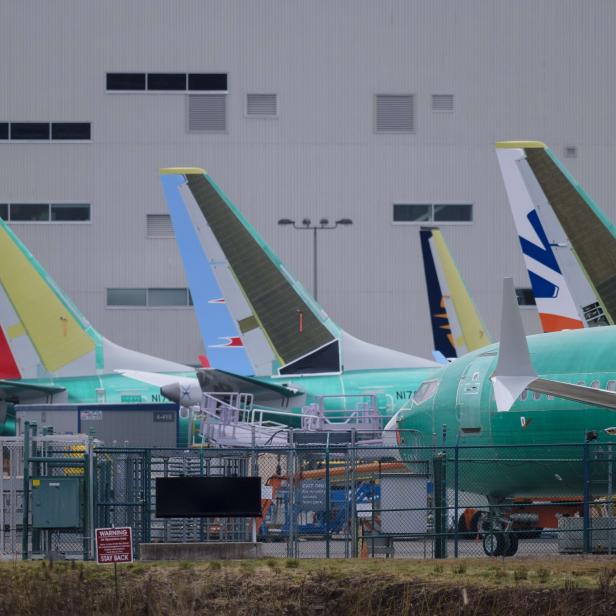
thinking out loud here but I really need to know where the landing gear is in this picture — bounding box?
[482,531,508,557]
[480,505,519,557]
[482,529,519,557]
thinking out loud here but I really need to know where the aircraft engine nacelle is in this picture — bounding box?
[160,380,202,406]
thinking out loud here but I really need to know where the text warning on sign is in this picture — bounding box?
[95,527,133,564]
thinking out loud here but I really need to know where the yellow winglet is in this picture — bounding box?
[495,141,546,149]
[160,167,206,175]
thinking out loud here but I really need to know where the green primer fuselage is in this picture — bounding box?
[397,327,616,500]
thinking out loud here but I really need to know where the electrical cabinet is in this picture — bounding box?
[31,477,82,528]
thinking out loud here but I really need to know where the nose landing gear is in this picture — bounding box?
[479,509,519,557]
[482,528,519,557]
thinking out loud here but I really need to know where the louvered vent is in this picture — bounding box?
[246,94,277,117]
[188,94,226,131]
[431,94,454,112]
[375,95,414,132]
[564,146,578,158]
[147,214,174,238]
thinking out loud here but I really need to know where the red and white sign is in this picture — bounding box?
[95,527,133,564]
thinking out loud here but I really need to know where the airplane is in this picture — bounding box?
[496,140,611,330]
[145,167,441,432]
[395,141,616,556]
[419,226,491,361]
[0,217,198,436]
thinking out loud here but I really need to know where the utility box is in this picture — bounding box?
[31,477,82,528]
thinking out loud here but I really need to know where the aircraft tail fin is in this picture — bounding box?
[420,227,490,358]
[161,168,438,376]
[0,218,100,378]
[0,218,188,379]
[496,141,612,330]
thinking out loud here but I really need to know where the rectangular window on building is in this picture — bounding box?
[51,204,91,221]
[433,204,472,222]
[146,214,174,238]
[106,73,146,91]
[10,123,50,140]
[188,94,226,132]
[246,94,278,117]
[393,204,432,222]
[51,123,91,140]
[188,73,227,91]
[10,203,50,221]
[393,203,473,224]
[147,73,187,91]
[516,288,536,306]
[376,95,415,132]
[107,287,192,307]
[431,94,454,112]
[148,288,190,307]
[0,123,8,140]
[0,204,7,220]
[107,288,147,306]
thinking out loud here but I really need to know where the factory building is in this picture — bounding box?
[1,1,614,365]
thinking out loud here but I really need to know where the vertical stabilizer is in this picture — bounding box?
[0,218,189,379]
[420,227,490,357]
[161,168,438,376]
[161,171,253,375]
[496,141,611,330]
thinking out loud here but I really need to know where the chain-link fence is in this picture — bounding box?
[5,430,616,560]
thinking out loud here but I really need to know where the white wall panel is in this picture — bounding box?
[0,0,614,364]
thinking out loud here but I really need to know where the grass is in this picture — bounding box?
[0,557,615,615]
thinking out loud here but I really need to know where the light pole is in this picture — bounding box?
[278,217,353,301]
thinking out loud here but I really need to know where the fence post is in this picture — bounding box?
[453,442,459,559]
[287,431,295,558]
[351,429,358,558]
[21,421,30,560]
[582,440,591,554]
[433,451,447,559]
[87,436,95,560]
[325,433,331,559]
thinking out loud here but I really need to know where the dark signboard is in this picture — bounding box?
[155,477,262,517]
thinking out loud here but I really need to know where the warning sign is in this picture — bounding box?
[95,527,133,564]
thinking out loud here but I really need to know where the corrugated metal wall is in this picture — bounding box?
[0,0,614,364]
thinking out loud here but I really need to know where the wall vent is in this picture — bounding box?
[246,93,277,117]
[431,94,454,112]
[188,95,226,132]
[147,214,174,238]
[376,95,414,132]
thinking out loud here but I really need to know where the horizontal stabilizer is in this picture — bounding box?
[197,368,302,400]
[0,379,65,401]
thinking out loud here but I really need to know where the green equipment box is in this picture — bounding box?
[31,477,82,528]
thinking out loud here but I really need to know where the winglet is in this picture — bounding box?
[490,277,537,411]
[160,167,206,175]
[495,141,546,149]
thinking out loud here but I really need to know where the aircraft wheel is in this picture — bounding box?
[504,532,519,557]
[482,531,508,557]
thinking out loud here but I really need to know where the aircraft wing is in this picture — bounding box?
[0,379,66,401]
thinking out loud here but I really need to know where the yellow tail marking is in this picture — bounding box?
[7,323,25,339]
[0,226,95,372]
[432,229,491,351]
